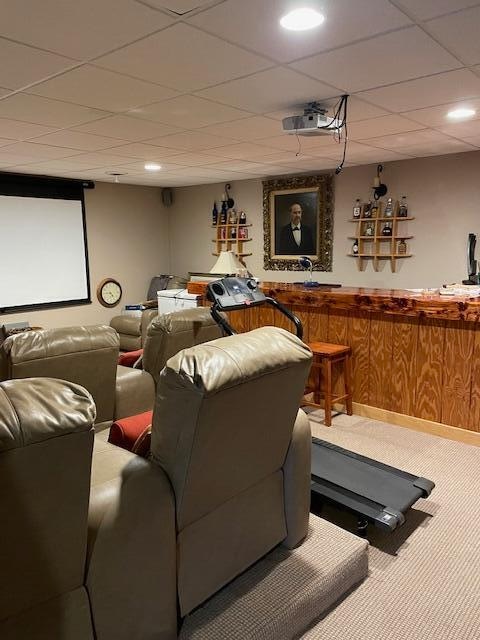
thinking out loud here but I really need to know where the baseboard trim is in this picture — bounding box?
[352,402,480,447]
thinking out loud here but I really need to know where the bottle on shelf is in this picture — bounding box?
[363,201,372,218]
[239,226,248,239]
[382,222,393,236]
[352,239,359,255]
[239,210,247,225]
[384,197,394,217]
[365,222,374,237]
[212,201,218,226]
[229,208,237,225]
[397,239,407,254]
[220,200,227,224]
[371,200,379,218]
[230,226,237,240]
[398,195,408,217]
[353,198,362,219]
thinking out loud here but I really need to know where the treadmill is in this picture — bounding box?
[207,277,435,536]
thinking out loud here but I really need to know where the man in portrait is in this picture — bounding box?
[278,202,315,255]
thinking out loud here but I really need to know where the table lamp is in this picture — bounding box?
[210,250,244,275]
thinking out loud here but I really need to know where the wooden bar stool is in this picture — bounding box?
[302,342,353,426]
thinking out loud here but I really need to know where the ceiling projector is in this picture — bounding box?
[282,104,343,136]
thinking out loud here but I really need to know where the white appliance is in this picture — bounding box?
[157,289,201,314]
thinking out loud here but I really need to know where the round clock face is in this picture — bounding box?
[97,278,122,307]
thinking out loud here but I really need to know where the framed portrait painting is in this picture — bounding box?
[263,174,334,271]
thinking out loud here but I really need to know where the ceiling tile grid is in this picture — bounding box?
[0,0,480,185]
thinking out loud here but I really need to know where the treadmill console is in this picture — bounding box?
[207,277,265,311]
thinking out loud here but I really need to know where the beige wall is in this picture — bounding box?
[1,181,170,328]
[168,151,480,289]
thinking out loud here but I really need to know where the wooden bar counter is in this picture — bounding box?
[188,281,480,437]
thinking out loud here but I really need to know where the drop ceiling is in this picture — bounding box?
[0,0,480,187]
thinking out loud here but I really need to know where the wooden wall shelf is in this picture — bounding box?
[349,205,414,272]
[212,222,252,258]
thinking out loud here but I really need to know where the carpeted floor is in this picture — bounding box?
[301,409,480,640]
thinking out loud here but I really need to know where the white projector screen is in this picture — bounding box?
[0,177,90,314]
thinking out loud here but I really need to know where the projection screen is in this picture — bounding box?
[0,174,91,314]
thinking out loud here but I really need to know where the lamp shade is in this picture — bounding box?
[210,250,244,275]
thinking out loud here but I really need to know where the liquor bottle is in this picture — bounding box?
[363,201,372,218]
[382,222,392,236]
[384,197,394,217]
[365,222,374,237]
[220,200,227,224]
[212,202,218,226]
[371,200,379,218]
[353,198,362,219]
[239,227,248,239]
[397,239,407,254]
[352,239,359,255]
[229,208,237,225]
[399,195,408,217]
[230,226,237,240]
[239,210,247,225]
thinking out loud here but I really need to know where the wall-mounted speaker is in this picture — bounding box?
[162,187,174,207]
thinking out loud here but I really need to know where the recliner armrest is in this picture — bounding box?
[87,455,178,640]
[282,409,312,549]
[115,365,155,421]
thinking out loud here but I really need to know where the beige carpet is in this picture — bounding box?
[302,409,480,640]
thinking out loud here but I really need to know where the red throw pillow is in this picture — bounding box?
[118,349,143,367]
[108,410,153,451]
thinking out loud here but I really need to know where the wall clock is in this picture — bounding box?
[97,278,122,308]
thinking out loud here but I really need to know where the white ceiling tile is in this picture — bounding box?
[196,67,339,114]
[160,166,244,179]
[0,153,44,167]
[276,158,337,171]
[0,138,14,147]
[30,130,123,151]
[104,142,182,159]
[161,151,221,166]
[254,134,345,153]
[16,157,124,171]
[0,38,76,90]
[385,139,476,156]
[96,23,271,92]
[188,0,411,63]
[127,95,252,128]
[197,116,283,142]
[0,142,83,159]
[459,135,480,147]
[206,160,278,173]
[0,88,11,98]
[144,0,214,14]
[145,130,238,150]
[341,146,412,163]
[427,6,480,64]
[213,142,280,159]
[437,119,480,138]
[365,129,451,149]
[0,94,109,127]
[291,27,460,93]
[394,0,480,20]
[358,69,480,112]
[253,151,319,164]
[0,0,174,60]
[0,119,58,140]
[29,65,178,112]
[72,115,181,141]
[61,151,140,165]
[348,114,425,139]
[403,99,480,127]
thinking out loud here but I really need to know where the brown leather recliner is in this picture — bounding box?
[110,309,158,352]
[90,326,313,634]
[1,327,312,639]
[0,325,154,428]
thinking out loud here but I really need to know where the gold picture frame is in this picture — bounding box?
[263,174,334,271]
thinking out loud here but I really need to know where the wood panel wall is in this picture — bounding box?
[227,305,480,433]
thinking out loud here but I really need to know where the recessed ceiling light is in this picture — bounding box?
[144,162,162,171]
[280,7,325,31]
[447,107,476,120]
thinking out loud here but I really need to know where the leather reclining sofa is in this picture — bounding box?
[0,308,222,431]
[0,327,313,640]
